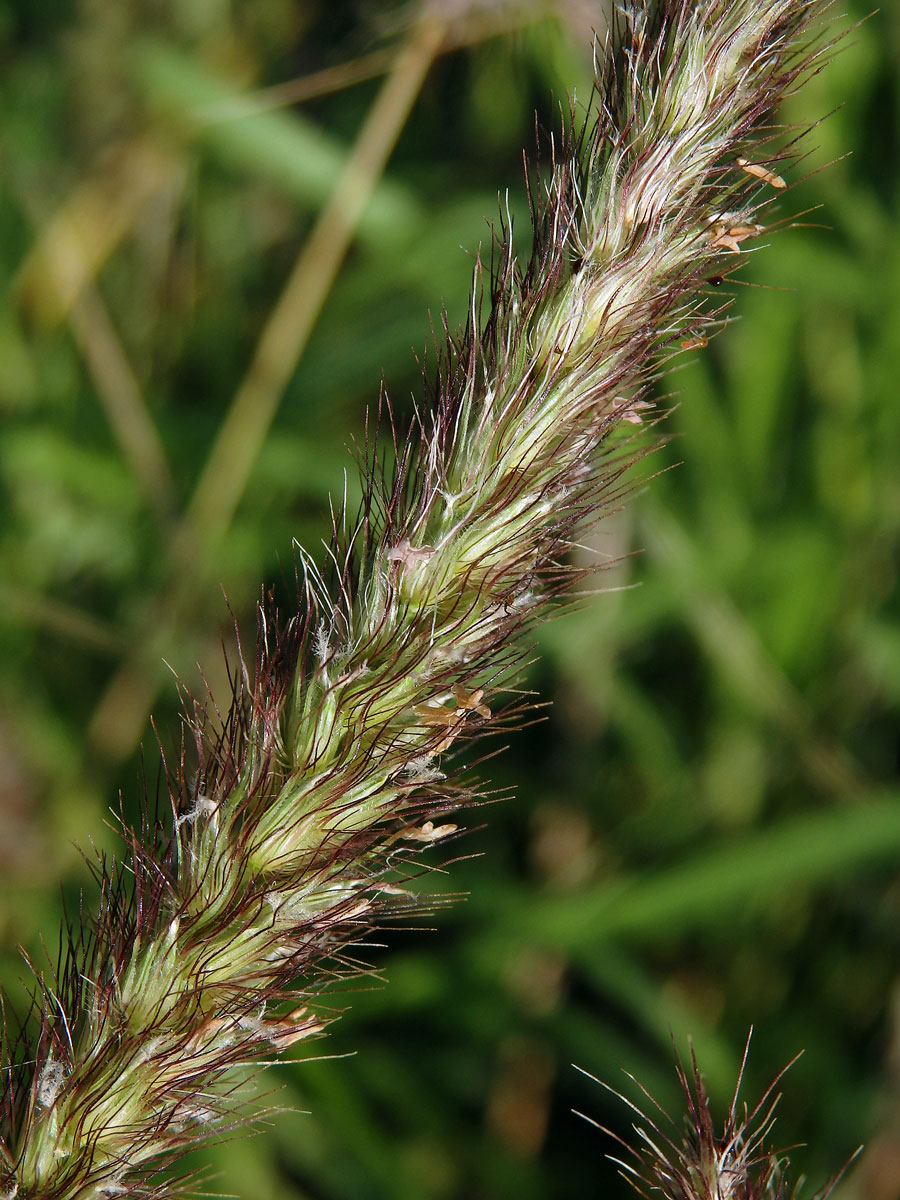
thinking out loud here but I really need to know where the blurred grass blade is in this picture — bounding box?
[641,505,869,799]
[579,947,737,1096]
[15,139,175,327]
[493,796,900,946]
[134,39,424,248]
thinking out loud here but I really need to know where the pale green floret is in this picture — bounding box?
[247,767,405,874]
[116,921,182,1025]
[296,685,343,766]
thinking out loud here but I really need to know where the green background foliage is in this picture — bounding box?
[0,2,898,1198]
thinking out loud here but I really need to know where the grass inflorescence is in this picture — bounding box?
[578,1040,848,1200]
[0,2,838,1197]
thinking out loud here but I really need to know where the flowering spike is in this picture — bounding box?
[575,1038,851,1200]
[1,1,838,1196]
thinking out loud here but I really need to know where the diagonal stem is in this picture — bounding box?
[14,170,180,528]
[192,4,538,123]
[69,285,179,526]
[183,9,448,559]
